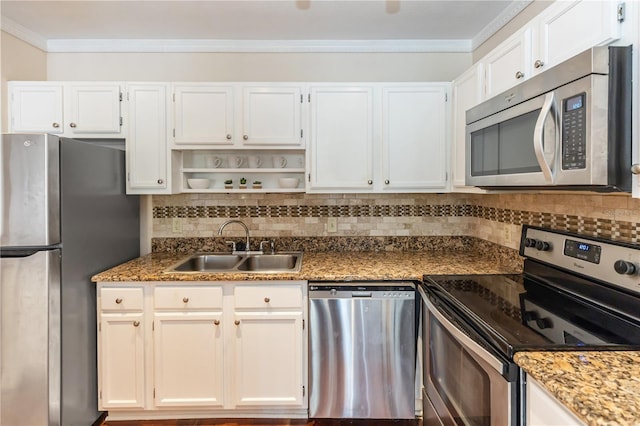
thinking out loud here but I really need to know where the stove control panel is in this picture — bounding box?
[521,226,640,295]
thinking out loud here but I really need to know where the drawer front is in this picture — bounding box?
[155,286,223,310]
[101,287,144,311]
[234,285,302,309]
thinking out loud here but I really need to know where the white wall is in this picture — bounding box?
[47,51,471,82]
[0,31,47,131]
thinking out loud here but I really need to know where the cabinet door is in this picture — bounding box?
[126,83,170,193]
[381,85,448,191]
[173,85,234,145]
[527,377,585,425]
[242,86,303,147]
[98,313,145,409]
[153,312,224,407]
[233,312,305,407]
[309,87,374,191]
[483,28,532,98]
[451,64,485,191]
[67,83,123,135]
[9,83,64,133]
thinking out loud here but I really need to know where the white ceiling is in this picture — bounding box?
[0,0,532,53]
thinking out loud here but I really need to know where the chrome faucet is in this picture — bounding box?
[217,220,252,253]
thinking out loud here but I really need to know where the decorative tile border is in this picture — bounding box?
[153,203,640,243]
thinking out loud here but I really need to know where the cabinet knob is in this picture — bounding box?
[133,321,140,327]
[385,179,390,185]
[243,135,249,140]
[264,297,270,303]
[115,298,123,304]
[631,164,640,175]
[182,297,189,303]
[226,134,232,140]
[157,179,164,185]
[367,180,373,185]
[534,59,545,69]
[234,320,240,325]
[52,122,60,128]
[213,319,220,325]
[515,71,524,79]
[70,122,77,128]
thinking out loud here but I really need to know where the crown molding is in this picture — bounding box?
[45,38,472,53]
[1,17,48,51]
[471,0,533,50]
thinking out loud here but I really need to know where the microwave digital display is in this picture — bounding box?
[565,94,584,112]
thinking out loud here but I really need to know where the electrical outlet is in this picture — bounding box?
[172,218,182,233]
[504,226,511,242]
[327,217,338,233]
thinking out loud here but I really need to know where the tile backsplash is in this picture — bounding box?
[152,192,640,250]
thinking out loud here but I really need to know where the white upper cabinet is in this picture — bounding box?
[8,81,124,137]
[308,86,374,191]
[172,84,304,149]
[534,0,622,75]
[173,85,234,146]
[451,64,485,192]
[126,83,173,194]
[242,86,303,147]
[483,28,532,99]
[381,85,449,191]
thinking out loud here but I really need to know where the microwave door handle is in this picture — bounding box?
[533,92,556,183]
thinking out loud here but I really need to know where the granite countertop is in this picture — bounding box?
[92,250,519,282]
[515,351,640,426]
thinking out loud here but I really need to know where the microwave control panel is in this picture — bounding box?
[561,93,587,170]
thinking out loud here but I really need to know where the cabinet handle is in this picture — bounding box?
[133,321,140,327]
[52,122,60,128]
[214,319,220,325]
[115,298,123,304]
[226,134,232,140]
[385,179,390,185]
[234,320,240,325]
[631,164,640,175]
[367,180,373,185]
[70,122,77,128]
[534,59,545,69]
[243,135,249,140]
[515,71,524,79]
[264,297,270,303]
[182,297,189,303]
[157,179,164,185]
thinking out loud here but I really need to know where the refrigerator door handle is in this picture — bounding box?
[0,249,42,258]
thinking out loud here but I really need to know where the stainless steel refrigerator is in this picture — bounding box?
[0,134,140,426]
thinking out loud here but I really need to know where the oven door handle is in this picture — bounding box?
[533,91,557,183]
[420,288,508,377]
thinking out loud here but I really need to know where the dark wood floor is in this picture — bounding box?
[103,418,422,426]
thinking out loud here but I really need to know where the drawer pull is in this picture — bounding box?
[214,319,220,325]
[182,297,189,303]
[264,297,270,303]
[115,298,123,304]
[235,320,240,325]
[133,321,140,327]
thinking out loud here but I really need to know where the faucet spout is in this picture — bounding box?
[217,220,251,253]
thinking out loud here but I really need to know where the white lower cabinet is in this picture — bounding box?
[97,281,308,420]
[526,376,585,426]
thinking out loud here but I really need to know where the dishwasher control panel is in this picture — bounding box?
[309,282,415,299]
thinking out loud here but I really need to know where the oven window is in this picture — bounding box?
[470,109,542,177]
[430,316,491,426]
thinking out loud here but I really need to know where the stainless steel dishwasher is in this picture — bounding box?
[309,281,416,419]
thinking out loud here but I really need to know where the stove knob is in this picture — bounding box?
[535,318,551,329]
[614,260,637,275]
[535,240,551,251]
[524,238,538,248]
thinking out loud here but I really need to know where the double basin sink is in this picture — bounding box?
[166,252,303,274]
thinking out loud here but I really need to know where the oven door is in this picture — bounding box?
[418,285,518,426]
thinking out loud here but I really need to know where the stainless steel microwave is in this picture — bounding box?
[466,46,631,191]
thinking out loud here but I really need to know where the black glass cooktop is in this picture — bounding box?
[423,267,640,359]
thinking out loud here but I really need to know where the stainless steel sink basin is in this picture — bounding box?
[166,252,303,274]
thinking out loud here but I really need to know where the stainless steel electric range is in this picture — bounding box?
[419,225,640,426]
